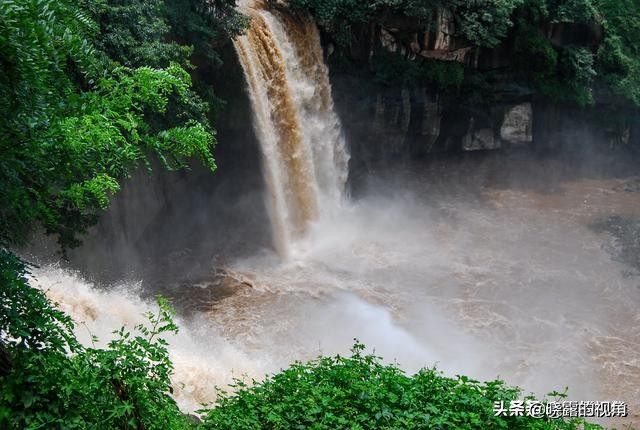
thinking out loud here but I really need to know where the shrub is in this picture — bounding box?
[201,342,603,430]
[0,250,190,429]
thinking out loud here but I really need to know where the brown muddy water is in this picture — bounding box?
[32,150,640,427]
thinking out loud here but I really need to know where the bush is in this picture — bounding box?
[0,250,190,429]
[514,32,559,82]
[595,0,640,105]
[0,0,217,250]
[201,342,602,430]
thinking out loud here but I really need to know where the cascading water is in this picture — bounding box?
[233,1,349,257]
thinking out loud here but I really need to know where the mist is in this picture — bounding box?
[30,150,640,429]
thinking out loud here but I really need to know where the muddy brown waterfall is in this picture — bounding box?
[233,1,349,257]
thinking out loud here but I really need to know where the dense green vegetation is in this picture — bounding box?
[595,0,640,105]
[0,0,246,250]
[202,342,603,429]
[283,0,525,48]
[0,0,635,428]
[284,0,640,109]
[0,0,228,426]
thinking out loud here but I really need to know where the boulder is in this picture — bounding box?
[463,118,499,151]
[500,103,533,145]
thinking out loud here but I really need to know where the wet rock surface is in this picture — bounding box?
[592,215,640,275]
[589,177,640,275]
[147,269,254,314]
[500,103,533,145]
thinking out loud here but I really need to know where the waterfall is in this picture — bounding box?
[233,1,349,257]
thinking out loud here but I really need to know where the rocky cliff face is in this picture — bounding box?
[320,7,636,170]
[331,69,540,171]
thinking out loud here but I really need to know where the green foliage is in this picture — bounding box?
[453,0,525,48]
[290,0,640,107]
[514,31,559,81]
[371,49,421,87]
[284,0,524,48]
[0,250,191,429]
[372,49,464,90]
[0,250,76,353]
[595,0,640,105]
[0,0,246,423]
[201,342,602,429]
[525,0,598,23]
[510,14,596,106]
[0,0,99,136]
[549,46,595,105]
[83,0,192,69]
[514,0,640,106]
[83,0,247,70]
[0,0,217,249]
[83,0,249,127]
[165,0,250,65]
[560,47,597,84]
[422,59,466,90]
[506,1,602,106]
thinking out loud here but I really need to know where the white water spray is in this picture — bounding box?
[30,265,271,413]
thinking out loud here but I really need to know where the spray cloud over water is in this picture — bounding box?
[34,167,640,423]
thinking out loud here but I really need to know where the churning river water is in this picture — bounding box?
[31,153,640,427]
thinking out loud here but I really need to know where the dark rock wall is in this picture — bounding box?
[323,13,638,171]
[331,70,538,172]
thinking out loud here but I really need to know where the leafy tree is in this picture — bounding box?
[165,0,249,65]
[0,250,76,354]
[595,0,640,105]
[452,0,525,48]
[284,0,525,47]
[82,0,192,69]
[0,0,243,426]
[0,0,215,249]
[80,0,249,123]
